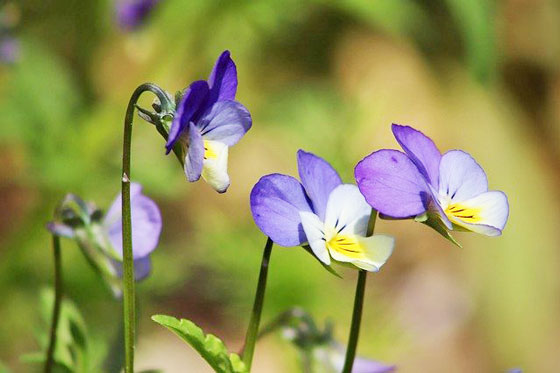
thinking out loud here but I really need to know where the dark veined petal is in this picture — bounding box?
[355,149,430,218]
[207,50,238,104]
[184,122,204,182]
[104,183,162,260]
[438,150,488,201]
[198,100,252,146]
[165,80,209,154]
[250,174,313,247]
[297,150,342,220]
[392,124,441,189]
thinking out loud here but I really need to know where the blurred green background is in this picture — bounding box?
[1,0,560,371]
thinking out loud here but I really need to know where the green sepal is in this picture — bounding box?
[301,245,342,278]
[151,315,248,373]
[423,214,462,248]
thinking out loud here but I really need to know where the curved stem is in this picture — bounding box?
[241,237,274,371]
[341,210,377,373]
[45,235,62,373]
[121,82,169,373]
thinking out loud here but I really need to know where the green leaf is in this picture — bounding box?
[151,315,247,373]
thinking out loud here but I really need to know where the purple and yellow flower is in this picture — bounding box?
[165,50,252,193]
[314,342,396,373]
[48,183,162,295]
[251,150,394,272]
[116,0,159,31]
[355,124,509,240]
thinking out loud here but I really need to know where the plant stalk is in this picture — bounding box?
[45,235,62,373]
[341,210,377,373]
[241,237,274,371]
[121,83,169,373]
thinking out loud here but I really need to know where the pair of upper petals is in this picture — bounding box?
[355,124,509,235]
[165,51,252,191]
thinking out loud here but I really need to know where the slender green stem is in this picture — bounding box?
[45,235,62,373]
[121,83,169,373]
[241,237,274,371]
[341,210,377,373]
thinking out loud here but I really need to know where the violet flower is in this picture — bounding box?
[355,124,509,241]
[165,50,252,193]
[48,183,162,295]
[116,0,159,31]
[251,150,394,272]
[0,36,18,64]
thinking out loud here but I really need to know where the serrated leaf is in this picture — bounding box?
[151,315,247,373]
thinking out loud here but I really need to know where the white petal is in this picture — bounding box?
[446,191,509,236]
[201,140,230,193]
[438,150,488,202]
[324,184,371,236]
[353,234,395,272]
[299,211,330,265]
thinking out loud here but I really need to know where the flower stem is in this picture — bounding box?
[341,210,377,373]
[241,237,274,371]
[45,234,62,373]
[121,82,169,373]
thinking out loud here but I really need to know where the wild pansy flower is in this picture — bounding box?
[116,0,159,31]
[355,124,509,241]
[250,150,394,272]
[165,50,252,193]
[48,183,162,296]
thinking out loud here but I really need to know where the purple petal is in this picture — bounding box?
[297,150,342,220]
[352,356,396,373]
[111,255,152,281]
[207,50,238,104]
[116,0,159,31]
[355,149,430,218]
[104,183,162,259]
[0,37,19,64]
[392,124,441,189]
[198,100,252,146]
[165,80,209,154]
[438,150,488,201]
[184,122,204,182]
[46,222,75,238]
[250,174,313,247]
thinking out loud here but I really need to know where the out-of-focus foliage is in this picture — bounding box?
[1,0,559,372]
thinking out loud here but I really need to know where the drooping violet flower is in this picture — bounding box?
[165,50,252,193]
[116,0,159,31]
[0,36,18,64]
[47,183,162,295]
[251,150,394,272]
[355,124,509,241]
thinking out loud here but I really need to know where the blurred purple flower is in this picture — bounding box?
[103,182,162,280]
[47,183,162,294]
[165,50,252,193]
[355,124,509,238]
[0,37,19,64]
[250,150,394,271]
[116,0,159,30]
[314,342,395,373]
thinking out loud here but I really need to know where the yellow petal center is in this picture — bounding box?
[204,140,218,160]
[327,234,364,259]
[445,203,482,224]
